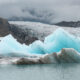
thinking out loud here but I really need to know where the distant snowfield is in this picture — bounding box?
[9,21,80,38]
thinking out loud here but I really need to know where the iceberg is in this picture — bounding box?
[0,28,80,57]
[0,35,29,57]
[44,28,80,53]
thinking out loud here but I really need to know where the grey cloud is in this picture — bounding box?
[0,0,80,24]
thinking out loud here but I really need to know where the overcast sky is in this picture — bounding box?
[0,0,80,23]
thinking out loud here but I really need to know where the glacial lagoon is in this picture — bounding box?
[0,64,80,80]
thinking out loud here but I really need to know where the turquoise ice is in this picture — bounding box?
[44,28,80,53]
[0,35,29,56]
[0,28,80,56]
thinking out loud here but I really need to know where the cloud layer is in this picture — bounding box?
[0,0,80,23]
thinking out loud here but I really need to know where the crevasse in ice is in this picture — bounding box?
[0,28,80,56]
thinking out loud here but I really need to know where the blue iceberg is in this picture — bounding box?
[0,28,80,57]
[44,28,80,53]
[0,35,30,56]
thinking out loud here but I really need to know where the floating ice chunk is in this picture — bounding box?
[0,34,29,56]
[39,48,80,64]
[57,48,80,63]
[44,28,80,53]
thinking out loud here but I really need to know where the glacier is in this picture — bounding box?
[0,28,80,57]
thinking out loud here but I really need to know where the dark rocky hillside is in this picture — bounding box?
[0,18,10,36]
[55,21,80,27]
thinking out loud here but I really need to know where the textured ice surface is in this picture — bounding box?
[0,28,80,57]
[44,28,80,53]
[28,41,44,54]
[0,35,29,56]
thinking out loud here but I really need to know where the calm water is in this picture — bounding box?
[0,64,80,80]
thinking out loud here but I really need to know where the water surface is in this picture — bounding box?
[0,64,80,80]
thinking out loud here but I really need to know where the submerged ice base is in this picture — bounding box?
[0,28,80,57]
